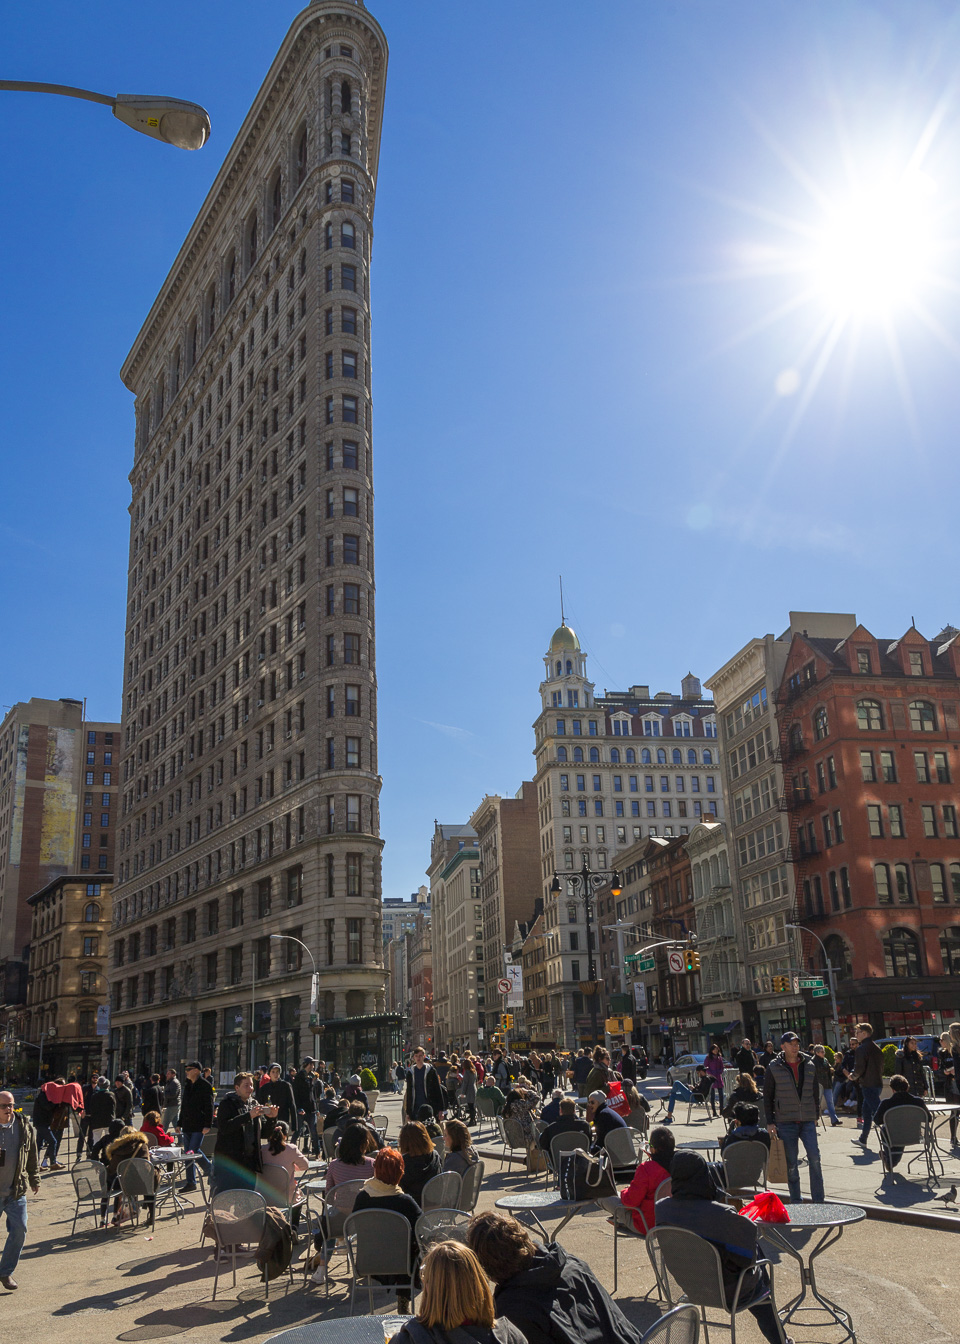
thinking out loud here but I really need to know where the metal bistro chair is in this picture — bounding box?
[548,1130,590,1189]
[654,1177,673,1203]
[626,1107,650,1135]
[322,1126,341,1159]
[476,1094,501,1138]
[720,1141,770,1199]
[646,1226,778,1344]
[923,1065,937,1099]
[416,1207,471,1254]
[421,1170,462,1212]
[685,1087,716,1126]
[144,1131,159,1150]
[308,1177,367,1295]
[117,1157,163,1229]
[257,1162,294,1220]
[640,1303,701,1344]
[879,1106,942,1184]
[457,1159,484,1213]
[210,1188,269,1300]
[372,1113,390,1142]
[343,1207,417,1315]
[497,1116,527,1171]
[604,1125,645,1176]
[70,1160,109,1235]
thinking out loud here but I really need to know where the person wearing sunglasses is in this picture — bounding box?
[0,1091,40,1291]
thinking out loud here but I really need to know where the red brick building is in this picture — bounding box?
[778,622,960,1040]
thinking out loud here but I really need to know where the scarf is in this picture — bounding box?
[362,1177,402,1197]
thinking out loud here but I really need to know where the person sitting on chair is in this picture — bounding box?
[719,1103,771,1153]
[397,1121,441,1204]
[539,1089,564,1126]
[442,1118,479,1176]
[655,1151,792,1344]
[392,1239,527,1344]
[619,1126,674,1236]
[721,1072,760,1121]
[260,1120,309,1228]
[352,1147,422,1315]
[538,1098,591,1155]
[662,1066,713,1124]
[585,1090,628,1155]
[140,1111,176,1147]
[873,1074,928,1171]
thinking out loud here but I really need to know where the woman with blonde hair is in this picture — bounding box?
[392,1240,526,1344]
[938,1026,960,1145]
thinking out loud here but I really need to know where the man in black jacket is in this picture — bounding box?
[468,1211,644,1344]
[844,1022,884,1147]
[585,1090,628,1155]
[212,1073,277,1193]
[736,1039,759,1075]
[656,1152,791,1344]
[113,1078,134,1126]
[874,1075,928,1171]
[141,1074,164,1117]
[538,1099,591,1155]
[403,1048,444,1121]
[292,1057,320,1155]
[179,1062,215,1192]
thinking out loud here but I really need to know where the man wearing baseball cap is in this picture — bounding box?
[762,1031,824,1203]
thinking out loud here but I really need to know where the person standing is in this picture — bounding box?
[845,1023,884,1148]
[763,1030,824,1203]
[896,1037,928,1098]
[179,1062,215,1192]
[811,1046,840,1126]
[79,1071,101,1158]
[86,1078,116,1151]
[936,1025,960,1147]
[619,1049,637,1085]
[31,1080,65,1171]
[403,1047,444,1121]
[758,1040,776,1068]
[293,1057,321,1155]
[736,1039,759,1075]
[162,1068,181,1131]
[141,1073,163,1117]
[212,1073,277,1193]
[257,1063,298,1137]
[704,1044,726,1116]
[0,1092,40,1291]
[113,1077,134,1127]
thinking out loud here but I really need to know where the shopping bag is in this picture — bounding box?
[606,1082,632,1119]
[766,1136,788,1185]
[526,1143,547,1174]
[740,1191,791,1223]
[558,1149,617,1200]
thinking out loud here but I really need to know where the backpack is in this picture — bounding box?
[558,1148,616,1201]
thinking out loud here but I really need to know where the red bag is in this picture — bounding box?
[740,1192,790,1223]
[607,1080,631,1118]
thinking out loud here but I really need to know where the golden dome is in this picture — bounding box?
[549,623,580,653]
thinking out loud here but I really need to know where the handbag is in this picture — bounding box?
[558,1149,616,1200]
[766,1136,788,1185]
[740,1191,790,1223]
[526,1143,547,1174]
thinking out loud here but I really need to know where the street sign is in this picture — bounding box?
[497,978,511,995]
[799,977,825,989]
[667,950,686,974]
[638,956,656,972]
[811,987,830,998]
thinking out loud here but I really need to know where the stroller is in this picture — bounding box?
[444,1069,467,1121]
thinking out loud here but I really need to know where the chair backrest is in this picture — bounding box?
[722,1068,740,1094]
[654,1177,672,1202]
[502,1117,526,1150]
[344,1208,413,1277]
[721,1140,769,1193]
[647,1226,729,1311]
[199,1130,218,1159]
[549,1130,589,1171]
[494,1115,508,1144]
[72,1161,107,1199]
[328,1177,367,1216]
[639,1302,701,1344]
[457,1159,484,1212]
[118,1157,157,1201]
[421,1170,462,1212]
[210,1189,267,1247]
[322,1126,340,1158]
[257,1162,291,1208]
[923,1065,936,1097]
[882,1105,928,1147]
[477,1095,500,1120]
[626,1108,650,1134]
[604,1126,643,1168]
[372,1112,389,1135]
[416,1208,471,1252]
[144,1131,159,1149]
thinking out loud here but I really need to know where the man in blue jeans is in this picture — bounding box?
[845,1022,884,1148]
[763,1032,825,1203]
[0,1091,40,1291]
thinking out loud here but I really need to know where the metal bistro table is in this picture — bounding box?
[678,1138,722,1160]
[761,1202,866,1343]
[265,1315,412,1344]
[925,1101,960,1157]
[494,1190,598,1243]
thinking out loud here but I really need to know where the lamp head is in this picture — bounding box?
[113,94,211,150]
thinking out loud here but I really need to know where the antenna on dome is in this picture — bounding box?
[559,575,565,626]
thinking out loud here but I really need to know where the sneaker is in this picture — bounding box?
[662,1115,674,1124]
[178,1183,199,1193]
[851,1137,866,1146]
[40,1160,49,1170]
[310,1265,327,1284]
[831,1120,842,1127]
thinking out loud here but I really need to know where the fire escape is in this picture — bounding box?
[776,669,819,930]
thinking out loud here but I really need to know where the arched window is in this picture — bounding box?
[341,80,353,113]
[589,747,599,763]
[225,249,236,306]
[823,934,853,980]
[856,699,883,731]
[951,862,960,900]
[883,927,922,977]
[874,863,891,903]
[814,706,829,740]
[610,748,620,763]
[270,172,283,232]
[556,747,567,763]
[83,903,99,923]
[247,212,258,269]
[341,221,356,249]
[573,747,584,763]
[703,749,713,765]
[687,749,697,764]
[555,660,562,676]
[789,723,804,753]
[656,749,667,765]
[295,126,308,188]
[641,748,651,764]
[672,749,682,764]
[941,928,960,975]
[909,699,937,732]
[626,749,636,764]
[565,660,572,674]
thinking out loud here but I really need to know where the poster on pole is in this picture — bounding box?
[505,964,523,1007]
[633,981,647,1013]
[96,1004,111,1037]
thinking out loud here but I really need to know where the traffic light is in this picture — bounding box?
[501,1014,514,1030]
[684,948,701,972]
[772,975,789,992]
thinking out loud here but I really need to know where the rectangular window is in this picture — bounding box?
[572,720,582,735]
[909,649,924,675]
[343,534,359,565]
[347,918,362,963]
[826,755,837,788]
[342,396,358,423]
[344,633,360,664]
[867,804,883,838]
[915,752,930,783]
[860,751,875,782]
[888,804,904,837]
[922,804,938,837]
[342,264,356,291]
[346,795,361,832]
[857,649,871,673]
[944,805,958,838]
[934,751,951,783]
[346,853,362,897]
[880,750,897,783]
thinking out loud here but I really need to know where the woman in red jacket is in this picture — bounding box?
[619,1126,674,1235]
[140,1110,176,1147]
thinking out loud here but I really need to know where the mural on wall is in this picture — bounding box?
[39,727,78,871]
[7,725,30,868]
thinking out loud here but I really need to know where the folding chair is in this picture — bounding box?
[640,1303,701,1344]
[421,1171,462,1212]
[879,1107,942,1183]
[70,1161,108,1235]
[604,1126,645,1177]
[457,1159,484,1212]
[476,1094,501,1138]
[498,1116,527,1171]
[210,1189,268,1300]
[646,1225,779,1344]
[308,1177,367,1295]
[416,1208,471,1253]
[720,1141,769,1199]
[343,1208,417,1315]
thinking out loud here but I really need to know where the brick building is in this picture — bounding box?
[408,907,433,1052]
[779,621,960,1040]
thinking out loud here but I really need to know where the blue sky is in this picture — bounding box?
[3,2,960,900]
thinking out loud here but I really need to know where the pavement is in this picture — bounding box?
[1,1086,957,1343]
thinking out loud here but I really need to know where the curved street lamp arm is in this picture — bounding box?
[0,79,113,104]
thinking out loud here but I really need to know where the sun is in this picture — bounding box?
[811,174,937,318]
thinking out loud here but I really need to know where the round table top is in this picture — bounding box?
[303,1179,328,1193]
[495,1191,580,1210]
[264,1315,412,1344]
[679,1139,721,1151]
[771,1202,866,1228]
[927,1101,960,1112]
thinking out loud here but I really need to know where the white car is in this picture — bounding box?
[666,1053,708,1086]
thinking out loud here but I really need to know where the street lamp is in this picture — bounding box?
[0,81,211,149]
[551,861,622,1049]
[270,934,320,1051]
[785,923,842,1052]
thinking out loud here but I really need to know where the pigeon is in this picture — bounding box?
[933,1185,958,1208]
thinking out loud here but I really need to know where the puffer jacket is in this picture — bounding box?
[762,1051,820,1125]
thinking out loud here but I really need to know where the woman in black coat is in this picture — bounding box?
[257,1064,298,1138]
[895,1038,928,1097]
[398,1121,442,1204]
